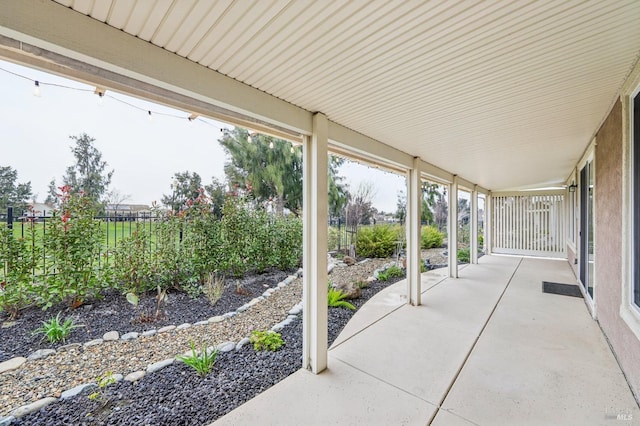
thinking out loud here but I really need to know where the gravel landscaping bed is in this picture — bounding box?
[1,256,410,424]
[11,273,403,426]
[0,270,290,361]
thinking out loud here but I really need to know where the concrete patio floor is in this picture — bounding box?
[213,255,639,425]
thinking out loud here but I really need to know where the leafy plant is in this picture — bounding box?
[457,248,470,263]
[33,312,82,343]
[182,277,202,299]
[378,265,405,281]
[421,225,444,249]
[88,371,116,405]
[177,340,218,377]
[250,330,285,352]
[328,286,356,310]
[203,273,225,305]
[356,225,400,258]
[0,220,39,319]
[111,225,154,296]
[44,186,104,309]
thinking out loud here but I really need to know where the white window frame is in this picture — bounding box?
[576,146,596,315]
[620,64,640,340]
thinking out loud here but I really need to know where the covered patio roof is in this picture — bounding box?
[2,0,640,190]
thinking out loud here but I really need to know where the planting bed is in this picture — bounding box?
[0,257,412,425]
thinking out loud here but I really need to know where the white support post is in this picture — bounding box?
[406,158,422,305]
[470,186,479,264]
[486,192,492,255]
[448,177,459,278]
[302,113,329,374]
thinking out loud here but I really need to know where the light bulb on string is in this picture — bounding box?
[269,141,274,149]
[290,146,295,154]
[33,81,41,97]
[247,134,252,143]
[97,92,104,106]
[148,110,153,122]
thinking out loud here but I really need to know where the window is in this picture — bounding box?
[633,92,640,307]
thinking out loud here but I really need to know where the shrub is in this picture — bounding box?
[33,312,82,343]
[152,206,190,291]
[272,216,302,271]
[478,234,484,250]
[250,330,285,351]
[177,341,218,377]
[421,225,444,249]
[44,186,104,309]
[356,225,400,258]
[111,225,154,296]
[457,248,470,263]
[0,223,39,319]
[378,265,405,281]
[328,285,356,310]
[181,189,223,283]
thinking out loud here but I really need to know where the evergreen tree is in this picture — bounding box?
[60,133,114,209]
[219,127,347,216]
[0,166,32,213]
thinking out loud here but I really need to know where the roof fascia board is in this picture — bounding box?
[492,190,565,197]
[328,122,413,171]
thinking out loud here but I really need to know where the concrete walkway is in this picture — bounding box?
[213,256,639,425]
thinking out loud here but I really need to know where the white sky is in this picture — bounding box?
[0,59,405,213]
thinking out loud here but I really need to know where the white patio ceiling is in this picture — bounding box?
[14,1,640,190]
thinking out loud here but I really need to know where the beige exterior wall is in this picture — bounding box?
[595,100,640,398]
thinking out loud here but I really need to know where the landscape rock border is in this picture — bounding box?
[0,260,395,423]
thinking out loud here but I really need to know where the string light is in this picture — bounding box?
[269,141,274,149]
[290,146,295,154]
[0,66,229,131]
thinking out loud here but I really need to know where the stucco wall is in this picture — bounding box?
[595,99,640,398]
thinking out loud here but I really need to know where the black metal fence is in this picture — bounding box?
[1,206,169,283]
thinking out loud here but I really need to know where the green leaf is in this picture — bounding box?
[126,292,139,306]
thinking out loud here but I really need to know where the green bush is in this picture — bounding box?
[250,330,285,351]
[111,225,154,296]
[378,265,405,281]
[421,225,444,249]
[356,225,400,258]
[0,223,39,319]
[44,186,104,309]
[457,248,470,263]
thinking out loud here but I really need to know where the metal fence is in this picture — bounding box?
[1,206,170,283]
[328,217,358,256]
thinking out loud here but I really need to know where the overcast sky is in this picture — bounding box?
[0,59,405,213]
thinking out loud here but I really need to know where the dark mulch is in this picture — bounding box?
[0,270,290,361]
[13,275,404,426]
